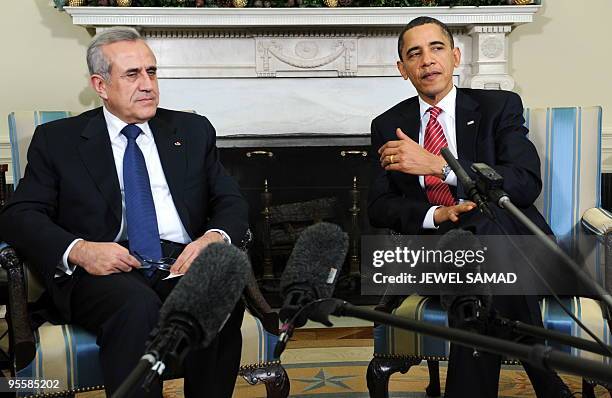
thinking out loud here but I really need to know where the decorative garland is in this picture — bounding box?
[61,0,534,8]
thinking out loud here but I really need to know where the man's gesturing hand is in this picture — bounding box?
[69,241,141,275]
[379,128,446,178]
[433,201,476,225]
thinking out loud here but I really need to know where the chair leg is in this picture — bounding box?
[366,356,421,398]
[582,378,596,398]
[239,362,290,398]
[425,360,441,397]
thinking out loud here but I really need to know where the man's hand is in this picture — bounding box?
[69,241,141,275]
[433,201,476,225]
[169,231,225,275]
[379,128,446,177]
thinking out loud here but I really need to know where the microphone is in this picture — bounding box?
[440,147,494,220]
[113,242,249,398]
[275,222,349,357]
[438,229,492,335]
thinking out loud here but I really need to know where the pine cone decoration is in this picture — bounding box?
[218,0,234,6]
[233,0,248,6]
[324,0,338,6]
[195,0,205,5]
[338,0,352,6]
[67,0,86,5]
[421,0,437,5]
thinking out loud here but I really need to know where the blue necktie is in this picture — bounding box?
[121,124,162,270]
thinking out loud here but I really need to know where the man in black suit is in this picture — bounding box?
[369,17,570,397]
[0,27,248,397]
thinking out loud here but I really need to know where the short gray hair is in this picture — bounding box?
[87,27,142,80]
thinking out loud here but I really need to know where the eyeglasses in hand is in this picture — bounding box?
[132,251,176,272]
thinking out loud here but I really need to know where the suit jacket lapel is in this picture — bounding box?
[455,89,481,162]
[148,115,189,229]
[78,109,122,222]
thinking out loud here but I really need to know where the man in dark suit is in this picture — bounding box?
[368,17,570,397]
[0,27,248,397]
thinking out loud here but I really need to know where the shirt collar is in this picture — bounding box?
[418,85,457,121]
[102,106,152,140]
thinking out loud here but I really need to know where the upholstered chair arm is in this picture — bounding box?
[243,267,279,335]
[582,207,612,297]
[238,228,279,336]
[0,246,36,370]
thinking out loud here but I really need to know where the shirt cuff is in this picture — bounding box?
[422,206,441,229]
[444,170,457,187]
[59,238,82,276]
[205,229,231,244]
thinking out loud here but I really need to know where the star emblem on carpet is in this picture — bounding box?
[294,369,356,391]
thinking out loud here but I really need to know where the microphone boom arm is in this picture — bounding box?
[306,298,612,384]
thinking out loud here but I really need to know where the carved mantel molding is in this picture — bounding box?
[65,5,539,86]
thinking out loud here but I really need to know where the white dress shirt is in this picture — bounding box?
[418,86,459,229]
[58,107,229,275]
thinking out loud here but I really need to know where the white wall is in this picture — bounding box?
[509,0,612,170]
[0,0,96,178]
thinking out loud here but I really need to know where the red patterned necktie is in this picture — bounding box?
[423,106,455,207]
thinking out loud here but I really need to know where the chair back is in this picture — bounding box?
[8,111,76,188]
[7,111,80,302]
[525,107,603,282]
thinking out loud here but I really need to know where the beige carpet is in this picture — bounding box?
[77,345,609,397]
[77,364,609,397]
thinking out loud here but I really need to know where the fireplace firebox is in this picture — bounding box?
[218,134,383,306]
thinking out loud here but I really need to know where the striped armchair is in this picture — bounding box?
[1,111,289,397]
[368,106,611,398]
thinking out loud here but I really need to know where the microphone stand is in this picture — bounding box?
[307,298,612,384]
[112,318,200,398]
[471,162,612,314]
[111,354,157,398]
[438,151,612,356]
[493,316,612,357]
[112,329,172,398]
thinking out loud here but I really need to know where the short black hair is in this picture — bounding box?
[398,16,455,61]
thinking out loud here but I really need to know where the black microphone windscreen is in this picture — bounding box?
[159,243,249,348]
[280,222,349,302]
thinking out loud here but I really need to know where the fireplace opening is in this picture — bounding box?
[219,134,383,306]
